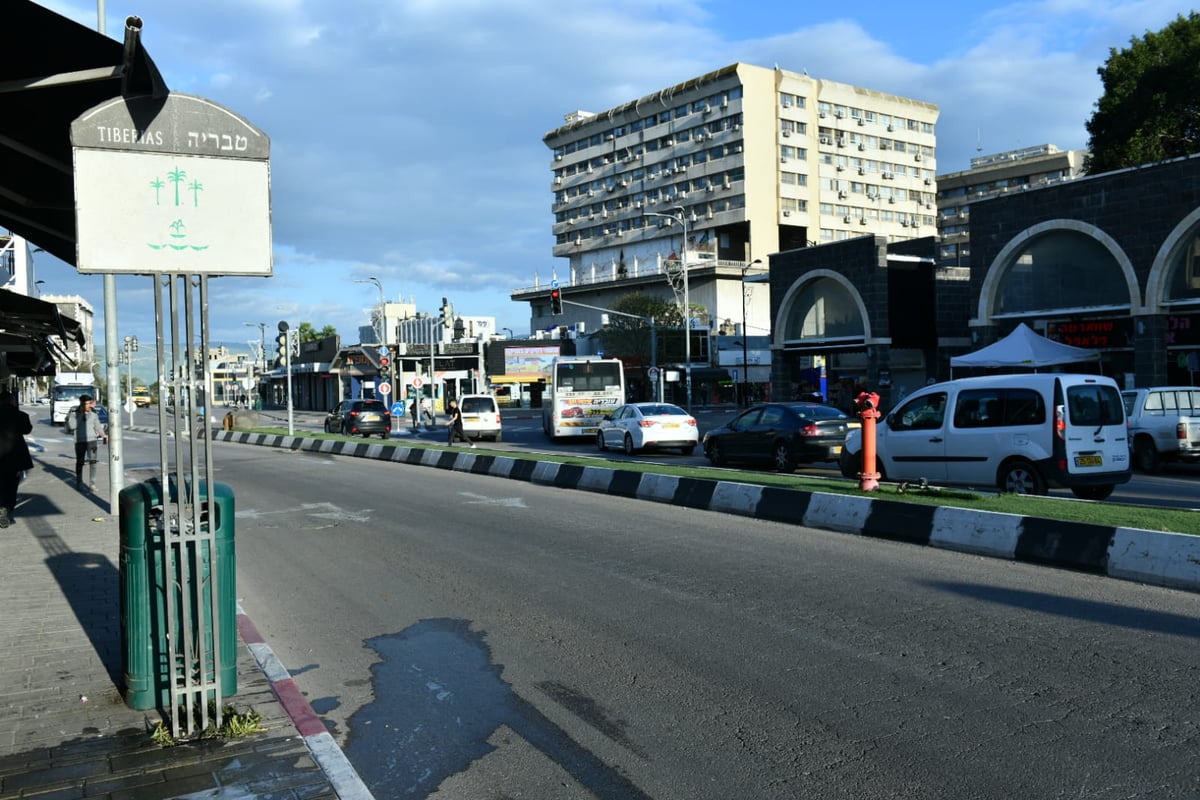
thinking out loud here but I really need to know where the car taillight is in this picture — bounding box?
[686,419,697,426]
[349,410,359,417]
[1054,404,1066,441]
[639,420,654,428]
[797,424,820,437]
[1178,422,1188,440]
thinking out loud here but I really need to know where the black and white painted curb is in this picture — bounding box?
[216,430,1200,594]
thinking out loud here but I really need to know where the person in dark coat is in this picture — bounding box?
[445,399,473,447]
[0,391,34,528]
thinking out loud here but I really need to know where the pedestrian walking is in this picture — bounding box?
[421,397,434,427]
[445,398,473,447]
[410,395,420,431]
[65,394,107,491]
[0,390,34,528]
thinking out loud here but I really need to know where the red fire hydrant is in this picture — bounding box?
[855,391,881,491]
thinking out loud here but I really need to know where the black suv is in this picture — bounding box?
[324,399,391,438]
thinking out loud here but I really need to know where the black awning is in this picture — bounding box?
[1,1,167,266]
[687,367,732,382]
[0,289,84,376]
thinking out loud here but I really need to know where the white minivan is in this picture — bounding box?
[459,394,503,442]
[840,374,1131,499]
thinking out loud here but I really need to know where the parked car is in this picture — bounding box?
[1121,386,1200,472]
[459,394,503,442]
[597,402,698,455]
[324,399,391,438]
[703,402,859,471]
[840,373,1131,499]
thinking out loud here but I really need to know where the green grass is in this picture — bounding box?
[242,427,1197,534]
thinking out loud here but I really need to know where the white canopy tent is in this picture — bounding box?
[951,323,1101,375]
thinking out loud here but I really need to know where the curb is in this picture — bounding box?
[214,430,1200,594]
[237,604,376,800]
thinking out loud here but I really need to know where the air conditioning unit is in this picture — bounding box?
[887,124,895,132]
[782,129,791,137]
[819,136,832,145]
[837,138,846,148]
[900,221,909,228]
[819,111,827,118]
[888,196,896,204]
[721,97,729,108]
[587,189,595,197]
[859,217,868,225]
[707,209,714,219]
[734,123,741,131]
[882,172,894,179]
[783,209,792,216]
[858,167,865,175]
[835,110,845,118]
[781,156,789,164]
[914,153,922,162]
[723,177,731,189]
[555,154,563,161]
[734,144,743,152]
[573,236,581,246]
[706,184,714,192]
[857,118,866,126]
[836,164,845,171]
[603,228,611,235]
[843,215,852,223]
[606,134,615,141]
[858,143,866,151]
[782,99,793,108]
[634,201,643,208]
[554,176,563,184]
[838,191,847,199]
[620,180,629,187]
[924,177,932,185]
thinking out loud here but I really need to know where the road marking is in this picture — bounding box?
[238,502,373,523]
[458,492,527,508]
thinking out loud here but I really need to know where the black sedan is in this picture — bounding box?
[702,402,861,472]
[324,399,391,438]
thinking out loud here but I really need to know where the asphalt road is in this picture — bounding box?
[111,429,1200,799]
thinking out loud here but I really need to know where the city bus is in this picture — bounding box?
[541,356,625,440]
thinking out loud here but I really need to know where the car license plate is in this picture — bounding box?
[831,445,842,455]
[362,414,378,422]
[464,415,479,421]
[1074,454,1103,467]
[662,422,679,428]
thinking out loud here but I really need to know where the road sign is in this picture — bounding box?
[647,366,660,382]
[551,279,559,288]
[732,368,739,381]
[411,376,424,388]
[390,402,404,416]
[378,346,389,357]
[378,382,392,397]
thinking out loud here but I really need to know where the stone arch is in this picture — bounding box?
[774,269,872,346]
[974,219,1140,324]
[1145,207,1200,310]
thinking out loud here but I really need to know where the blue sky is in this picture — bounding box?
[31,0,1185,374]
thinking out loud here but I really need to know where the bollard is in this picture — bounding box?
[855,391,881,491]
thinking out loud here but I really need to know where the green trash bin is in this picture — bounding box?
[119,478,237,711]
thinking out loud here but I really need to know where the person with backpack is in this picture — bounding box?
[65,394,107,491]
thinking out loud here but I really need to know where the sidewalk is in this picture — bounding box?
[0,439,345,799]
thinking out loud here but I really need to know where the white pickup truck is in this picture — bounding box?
[1122,387,1200,472]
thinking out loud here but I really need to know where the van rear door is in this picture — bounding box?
[1057,378,1130,477]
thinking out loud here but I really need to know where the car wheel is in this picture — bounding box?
[998,460,1047,495]
[772,441,796,472]
[1134,438,1161,473]
[1072,484,1115,501]
[839,449,860,479]
[708,441,726,466]
[493,432,502,443]
[596,431,606,451]
[623,433,636,455]
[380,432,389,439]
[324,420,332,433]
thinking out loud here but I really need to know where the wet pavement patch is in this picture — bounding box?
[344,618,651,799]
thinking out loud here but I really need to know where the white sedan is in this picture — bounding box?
[596,402,699,455]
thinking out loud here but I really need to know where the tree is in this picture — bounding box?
[1084,12,1200,174]
[597,293,703,401]
[295,322,338,343]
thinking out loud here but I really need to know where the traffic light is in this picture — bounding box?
[439,297,454,330]
[550,287,563,315]
[379,356,390,369]
[274,320,289,368]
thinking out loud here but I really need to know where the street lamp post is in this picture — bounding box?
[741,259,762,407]
[644,206,693,411]
[244,322,266,408]
[355,276,396,407]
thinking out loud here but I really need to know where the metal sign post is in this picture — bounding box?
[72,92,271,737]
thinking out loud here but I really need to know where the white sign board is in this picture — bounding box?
[72,93,272,275]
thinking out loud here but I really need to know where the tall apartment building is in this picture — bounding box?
[936,144,1087,268]
[520,63,940,340]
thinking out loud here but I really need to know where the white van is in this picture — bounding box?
[459,394,503,442]
[840,374,1131,499]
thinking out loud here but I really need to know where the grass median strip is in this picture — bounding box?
[245,428,1197,534]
